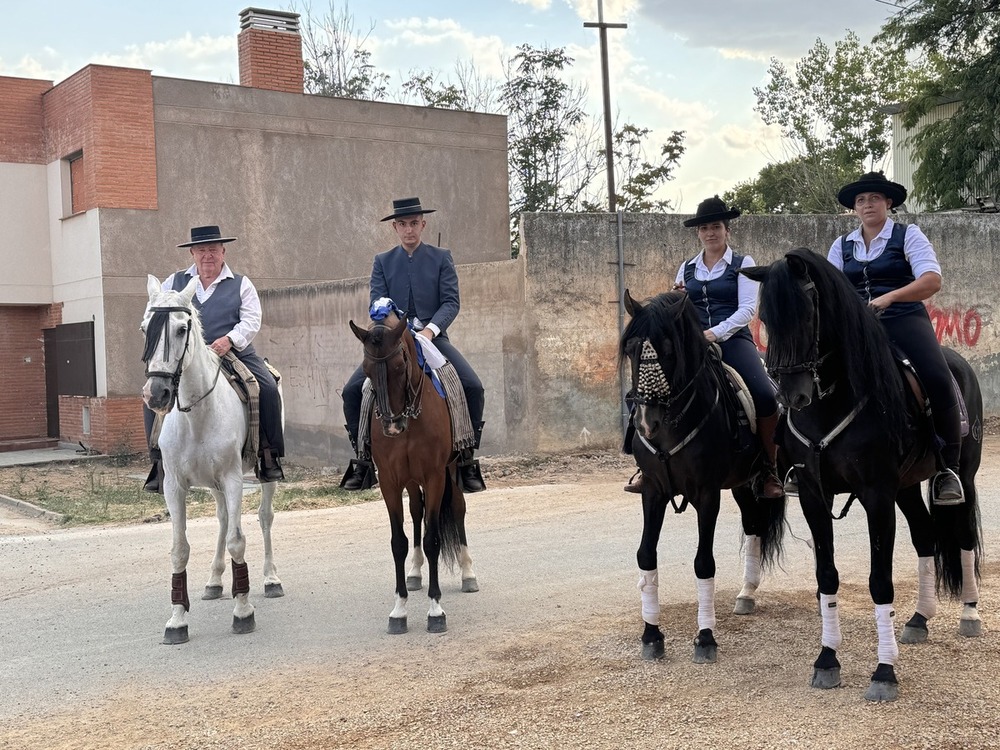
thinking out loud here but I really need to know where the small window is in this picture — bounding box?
[61,150,85,217]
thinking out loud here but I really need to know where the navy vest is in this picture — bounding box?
[684,252,753,341]
[841,223,924,320]
[171,272,256,356]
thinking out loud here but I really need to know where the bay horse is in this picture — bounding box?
[620,290,786,663]
[349,308,478,634]
[742,248,983,702]
[142,275,283,645]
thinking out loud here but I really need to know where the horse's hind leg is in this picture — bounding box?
[405,482,424,591]
[896,485,935,644]
[422,475,449,633]
[202,489,228,600]
[449,471,479,593]
[258,480,284,598]
[730,486,762,615]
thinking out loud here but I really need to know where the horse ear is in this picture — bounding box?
[787,253,810,280]
[740,265,770,284]
[349,320,368,343]
[180,276,198,303]
[624,289,642,316]
[146,274,161,298]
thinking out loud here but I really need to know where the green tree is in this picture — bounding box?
[400,61,500,112]
[724,153,856,215]
[878,0,1000,209]
[297,0,390,99]
[750,30,923,210]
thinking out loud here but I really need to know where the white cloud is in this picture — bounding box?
[377,17,508,78]
[90,34,237,82]
[512,0,552,9]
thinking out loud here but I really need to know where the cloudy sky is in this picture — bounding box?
[0,0,897,210]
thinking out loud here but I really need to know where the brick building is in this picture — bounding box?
[0,8,509,455]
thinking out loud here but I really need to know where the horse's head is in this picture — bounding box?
[620,289,705,443]
[742,249,833,411]
[350,311,419,437]
[141,274,201,414]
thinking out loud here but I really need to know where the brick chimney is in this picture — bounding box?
[237,7,304,94]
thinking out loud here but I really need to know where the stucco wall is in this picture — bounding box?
[0,163,51,303]
[262,211,1000,468]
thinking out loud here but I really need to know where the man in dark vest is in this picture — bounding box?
[340,197,486,492]
[142,225,284,491]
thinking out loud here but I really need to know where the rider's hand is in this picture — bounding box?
[211,336,232,356]
[416,329,434,341]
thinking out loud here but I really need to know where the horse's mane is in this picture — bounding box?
[142,289,206,363]
[761,247,908,434]
[619,290,709,383]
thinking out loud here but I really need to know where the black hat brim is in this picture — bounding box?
[380,208,436,222]
[683,208,741,228]
[837,180,907,209]
[177,237,238,248]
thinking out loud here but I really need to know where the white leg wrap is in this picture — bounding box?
[961,549,980,605]
[916,556,937,619]
[875,603,898,665]
[637,569,660,626]
[743,535,762,588]
[696,577,716,632]
[820,593,842,651]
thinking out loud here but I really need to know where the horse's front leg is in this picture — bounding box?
[895,485,935,644]
[222,475,255,635]
[692,492,721,664]
[422,474,448,633]
[798,486,843,690]
[636,481,668,660]
[405,481,424,591]
[163,478,192,644]
[382,482,410,634]
[862,489,899,703]
[202,489,228,600]
[258,480,284,598]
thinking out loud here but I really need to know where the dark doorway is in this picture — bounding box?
[43,321,97,437]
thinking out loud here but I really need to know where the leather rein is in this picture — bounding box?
[365,327,424,424]
[142,305,223,413]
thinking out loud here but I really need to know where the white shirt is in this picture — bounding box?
[162,263,262,351]
[675,246,759,342]
[826,218,942,279]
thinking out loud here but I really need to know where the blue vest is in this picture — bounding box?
[684,252,752,341]
[841,223,924,320]
[171,272,256,356]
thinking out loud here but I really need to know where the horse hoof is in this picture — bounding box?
[900,624,928,644]
[811,668,841,689]
[406,576,422,591]
[427,614,447,633]
[163,626,189,645]
[232,613,256,634]
[461,578,479,593]
[959,619,983,638]
[733,597,755,615]
[864,681,899,702]
[692,645,717,664]
[641,640,665,661]
[264,582,285,598]
[202,585,224,600]
[388,617,408,635]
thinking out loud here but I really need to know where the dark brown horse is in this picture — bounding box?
[350,310,478,634]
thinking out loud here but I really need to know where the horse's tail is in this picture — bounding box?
[437,469,463,572]
[758,495,787,572]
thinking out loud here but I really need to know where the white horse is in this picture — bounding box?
[141,274,283,645]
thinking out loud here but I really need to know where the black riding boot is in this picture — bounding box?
[258,447,285,482]
[144,447,164,495]
[458,422,487,493]
[340,425,375,491]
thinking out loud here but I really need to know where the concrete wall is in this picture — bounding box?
[262,210,1000,468]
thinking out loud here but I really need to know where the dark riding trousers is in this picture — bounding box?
[685,254,777,416]
[840,224,959,465]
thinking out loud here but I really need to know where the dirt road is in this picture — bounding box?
[2,446,999,749]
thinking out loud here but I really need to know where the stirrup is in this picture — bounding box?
[931,468,964,506]
[340,458,376,490]
[624,469,644,494]
[143,460,164,495]
[783,467,799,497]
[458,457,486,493]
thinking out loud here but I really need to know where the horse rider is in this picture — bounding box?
[340,197,486,493]
[624,196,783,499]
[829,172,963,504]
[142,225,285,492]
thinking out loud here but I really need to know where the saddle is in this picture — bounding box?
[895,353,969,438]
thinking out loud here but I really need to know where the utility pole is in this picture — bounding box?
[584,0,627,212]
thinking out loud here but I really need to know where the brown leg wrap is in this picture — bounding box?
[232,560,250,597]
[171,571,190,612]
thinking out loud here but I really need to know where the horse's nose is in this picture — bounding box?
[145,378,173,412]
[636,409,660,440]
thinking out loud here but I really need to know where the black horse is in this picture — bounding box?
[742,248,984,702]
[620,290,786,663]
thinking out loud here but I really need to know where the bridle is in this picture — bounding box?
[364,325,423,426]
[765,278,836,401]
[142,304,222,413]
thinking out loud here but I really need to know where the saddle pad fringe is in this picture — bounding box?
[223,353,260,467]
[721,362,756,432]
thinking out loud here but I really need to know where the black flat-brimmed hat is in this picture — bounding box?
[177,225,237,248]
[380,197,436,222]
[837,172,907,209]
[683,195,741,227]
